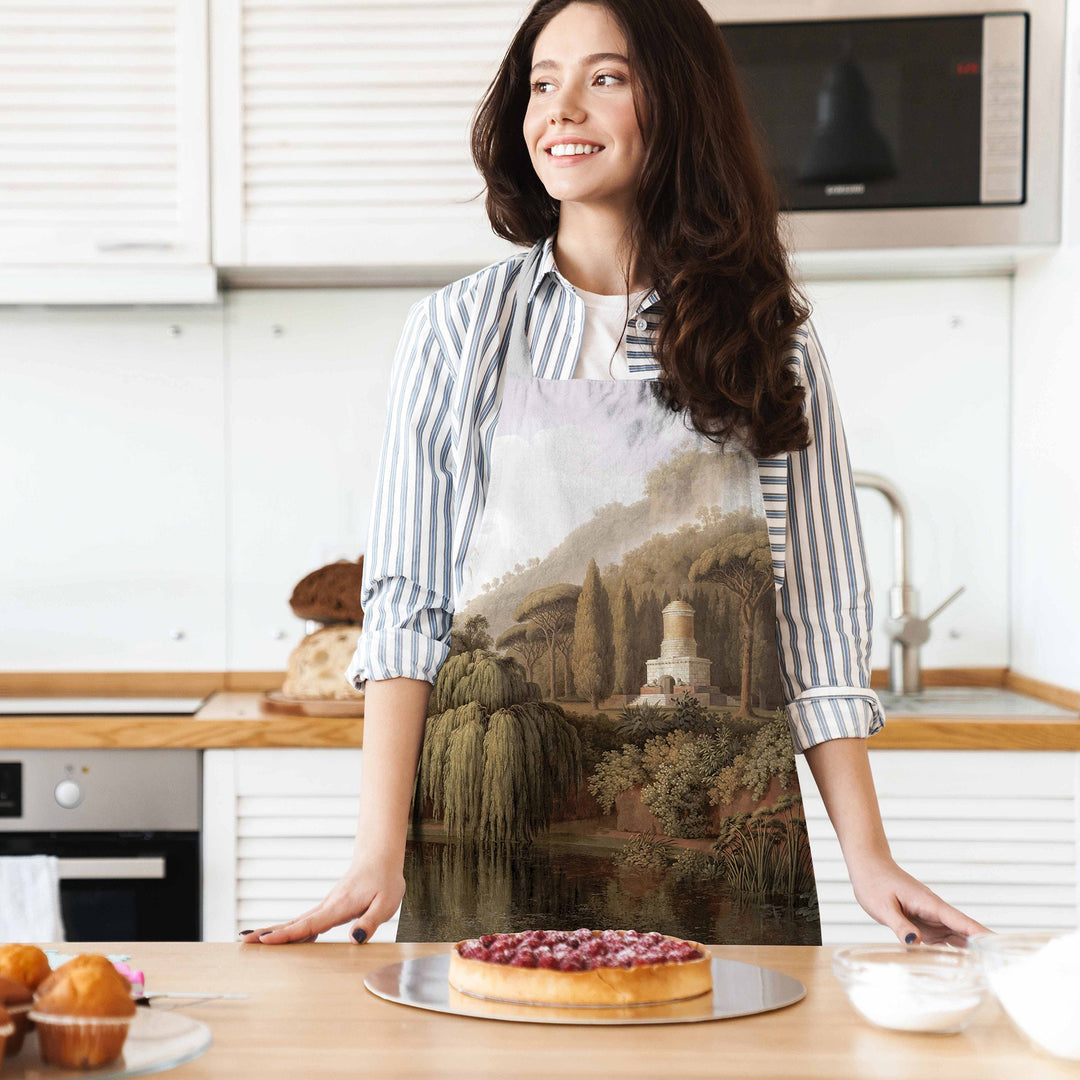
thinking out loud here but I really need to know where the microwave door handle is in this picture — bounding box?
[56,857,166,881]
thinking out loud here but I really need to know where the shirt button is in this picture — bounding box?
[634,317,648,332]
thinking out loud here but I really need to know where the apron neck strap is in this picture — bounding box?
[505,238,548,380]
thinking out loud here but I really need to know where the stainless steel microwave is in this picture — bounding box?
[703,0,1065,250]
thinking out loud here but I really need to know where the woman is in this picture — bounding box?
[243,0,990,948]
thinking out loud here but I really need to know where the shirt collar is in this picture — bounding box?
[528,233,662,315]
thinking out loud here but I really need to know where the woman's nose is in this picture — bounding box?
[548,91,585,125]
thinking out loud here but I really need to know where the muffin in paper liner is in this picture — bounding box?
[0,975,32,1056]
[28,1010,134,1069]
[1,1000,30,1056]
[0,944,51,994]
[0,1004,13,1067]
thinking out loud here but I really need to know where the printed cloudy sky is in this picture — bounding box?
[458,377,757,602]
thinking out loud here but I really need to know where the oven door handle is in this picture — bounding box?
[56,857,165,881]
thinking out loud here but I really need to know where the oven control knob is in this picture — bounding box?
[54,779,83,809]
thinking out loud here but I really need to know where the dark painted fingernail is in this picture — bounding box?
[239,930,253,936]
[352,927,367,943]
[905,933,917,944]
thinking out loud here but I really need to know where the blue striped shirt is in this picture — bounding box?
[345,234,885,753]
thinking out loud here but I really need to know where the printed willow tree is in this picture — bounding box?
[418,649,582,846]
[688,529,773,718]
[513,583,580,700]
[571,558,615,709]
[495,622,546,683]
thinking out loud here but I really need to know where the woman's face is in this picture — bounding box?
[523,2,646,216]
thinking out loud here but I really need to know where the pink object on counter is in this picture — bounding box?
[112,960,145,996]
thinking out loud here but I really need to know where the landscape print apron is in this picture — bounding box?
[398,241,821,945]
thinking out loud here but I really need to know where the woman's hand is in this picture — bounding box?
[239,856,405,945]
[848,854,992,947]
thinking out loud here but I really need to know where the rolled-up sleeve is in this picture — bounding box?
[776,319,886,753]
[345,298,457,691]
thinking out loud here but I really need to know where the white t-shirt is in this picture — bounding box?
[571,286,652,379]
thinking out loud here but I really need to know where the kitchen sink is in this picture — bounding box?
[875,686,1077,718]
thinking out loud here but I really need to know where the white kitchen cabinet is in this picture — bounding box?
[222,287,424,670]
[202,749,401,943]
[209,0,521,273]
[797,750,1080,945]
[0,304,228,669]
[204,748,1080,944]
[0,0,214,303]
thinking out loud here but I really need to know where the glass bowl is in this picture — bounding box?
[968,929,1080,1061]
[832,943,987,1034]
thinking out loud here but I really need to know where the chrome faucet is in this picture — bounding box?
[852,472,964,694]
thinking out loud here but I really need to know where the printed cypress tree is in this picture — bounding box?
[571,558,615,708]
[612,579,639,695]
[637,591,664,679]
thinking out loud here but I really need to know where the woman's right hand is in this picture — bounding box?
[239,856,405,945]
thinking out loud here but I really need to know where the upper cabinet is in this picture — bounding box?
[0,0,215,303]
[210,0,521,278]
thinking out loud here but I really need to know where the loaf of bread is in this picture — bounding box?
[282,625,365,699]
[289,557,365,624]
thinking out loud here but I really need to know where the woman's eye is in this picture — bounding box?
[595,73,623,86]
[530,80,552,94]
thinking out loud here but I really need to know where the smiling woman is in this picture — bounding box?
[240,0,991,954]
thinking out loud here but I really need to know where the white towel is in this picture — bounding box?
[0,855,65,941]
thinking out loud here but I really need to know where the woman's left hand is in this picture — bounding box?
[848,854,993,946]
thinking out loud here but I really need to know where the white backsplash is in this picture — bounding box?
[1,273,1016,677]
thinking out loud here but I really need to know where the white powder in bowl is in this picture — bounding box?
[987,931,1080,1061]
[845,963,984,1033]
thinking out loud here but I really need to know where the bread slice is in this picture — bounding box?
[281,625,365,700]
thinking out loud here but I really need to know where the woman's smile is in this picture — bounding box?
[523,4,645,210]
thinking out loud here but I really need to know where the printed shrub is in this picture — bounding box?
[587,744,645,813]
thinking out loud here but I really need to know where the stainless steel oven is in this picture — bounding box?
[0,750,200,941]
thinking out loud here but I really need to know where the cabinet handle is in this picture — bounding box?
[57,857,165,880]
[95,241,176,253]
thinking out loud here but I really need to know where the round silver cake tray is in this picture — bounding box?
[364,954,806,1025]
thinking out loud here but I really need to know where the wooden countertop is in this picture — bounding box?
[0,692,364,749]
[0,671,1076,749]
[22,942,1075,1080]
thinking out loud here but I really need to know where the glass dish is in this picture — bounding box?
[832,943,987,1034]
[969,929,1080,1062]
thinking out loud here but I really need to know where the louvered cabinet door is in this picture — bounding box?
[211,0,525,269]
[0,0,210,274]
[203,749,402,943]
[796,750,1080,945]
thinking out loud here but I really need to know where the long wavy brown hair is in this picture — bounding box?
[471,0,811,458]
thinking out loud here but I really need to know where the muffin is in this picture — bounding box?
[0,1004,13,1069]
[34,954,132,999]
[29,955,136,1069]
[0,943,50,993]
[0,976,32,1055]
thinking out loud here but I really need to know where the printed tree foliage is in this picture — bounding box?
[635,591,663,676]
[688,529,773,717]
[557,626,576,698]
[450,613,493,656]
[571,558,615,708]
[513,583,581,700]
[495,622,546,683]
[420,649,581,846]
[751,590,784,709]
[612,579,640,695]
